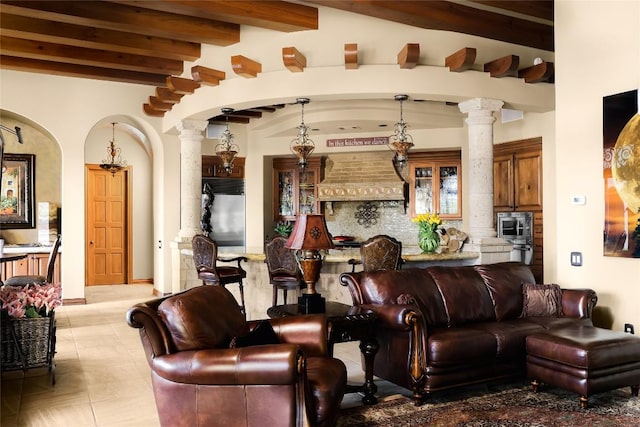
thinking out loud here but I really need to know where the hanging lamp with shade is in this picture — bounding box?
[215,107,239,175]
[290,98,315,170]
[99,122,126,176]
[388,94,414,166]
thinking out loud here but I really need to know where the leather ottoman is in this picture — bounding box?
[526,326,640,408]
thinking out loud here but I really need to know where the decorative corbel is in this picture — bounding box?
[445,47,476,72]
[191,66,226,86]
[231,55,262,78]
[397,43,420,69]
[282,47,306,72]
[484,55,520,78]
[344,43,358,70]
[518,61,554,83]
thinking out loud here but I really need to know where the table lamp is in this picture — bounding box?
[285,214,334,313]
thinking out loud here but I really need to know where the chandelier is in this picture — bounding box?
[216,107,239,175]
[388,94,414,166]
[290,98,314,170]
[99,122,126,176]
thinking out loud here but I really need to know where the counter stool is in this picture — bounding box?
[526,326,640,408]
[192,234,248,316]
[264,236,306,306]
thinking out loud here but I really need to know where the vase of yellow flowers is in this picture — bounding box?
[413,212,442,254]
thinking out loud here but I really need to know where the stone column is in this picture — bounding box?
[172,119,207,292]
[458,98,512,264]
[176,119,207,239]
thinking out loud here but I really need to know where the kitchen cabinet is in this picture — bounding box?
[202,155,245,178]
[2,253,61,284]
[273,156,324,222]
[493,138,543,283]
[493,138,542,212]
[409,151,462,219]
[531,211,544,283]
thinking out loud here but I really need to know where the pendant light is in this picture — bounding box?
[99,122,126,176]
[216,108,239,175]
[290,98,315,170]
[388,94,414,166]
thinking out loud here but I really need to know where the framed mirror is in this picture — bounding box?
[1,153,35,228]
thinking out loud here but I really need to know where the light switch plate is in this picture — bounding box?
[570,252,582,266]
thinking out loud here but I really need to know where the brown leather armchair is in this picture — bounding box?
[127,285,347,427]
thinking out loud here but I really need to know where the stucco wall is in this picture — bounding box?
[554,0,640,331]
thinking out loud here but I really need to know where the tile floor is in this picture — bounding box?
[1,285,409,426]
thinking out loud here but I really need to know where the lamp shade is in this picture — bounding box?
[285,214,334,250]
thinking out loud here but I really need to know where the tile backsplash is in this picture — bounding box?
[324,201,462,253]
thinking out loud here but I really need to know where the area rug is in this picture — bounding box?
[338,381,640,426]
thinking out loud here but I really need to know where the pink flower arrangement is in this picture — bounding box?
[0,283,62,319]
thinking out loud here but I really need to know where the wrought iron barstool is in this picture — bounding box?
[191,234,248,315]
[347,234,404,273]
[264,235,306,306]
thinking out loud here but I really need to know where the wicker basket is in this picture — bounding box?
[1,313,56,372]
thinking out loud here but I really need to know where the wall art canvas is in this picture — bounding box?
[603,89,639,257]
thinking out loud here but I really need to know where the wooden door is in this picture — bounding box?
[86,166,129,285]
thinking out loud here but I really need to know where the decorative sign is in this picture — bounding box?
[326,137,389,147]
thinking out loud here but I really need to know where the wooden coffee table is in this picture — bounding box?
[268,301,379,404]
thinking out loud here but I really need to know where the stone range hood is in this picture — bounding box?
[317,152,406,203]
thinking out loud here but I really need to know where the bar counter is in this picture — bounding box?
[213,247,480,320]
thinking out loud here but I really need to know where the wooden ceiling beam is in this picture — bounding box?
[0,12,200,62]
[148,96,173,111]
[229,110,263,119]
[155,87,184,104]
[166,76,200,94]
[210,116,251,124]
[143,103,165,117]
[303,0,553,51]
[0,1,240,46]
[109,1,318,32]
[0,55,167,85]
[0,36,184,75]
[469,1,553,22]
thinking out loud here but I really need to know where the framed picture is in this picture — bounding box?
[0,153,35,228]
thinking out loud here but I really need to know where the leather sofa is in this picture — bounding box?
[127,285,346,427]
[339,262,598,404]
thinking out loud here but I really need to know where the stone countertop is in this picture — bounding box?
[2,244,60,254]
[218,249,479,263]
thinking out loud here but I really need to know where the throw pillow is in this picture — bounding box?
[521,283,563,317]
[230,320,280,348]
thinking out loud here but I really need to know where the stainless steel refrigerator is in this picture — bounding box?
[203,178,245,251]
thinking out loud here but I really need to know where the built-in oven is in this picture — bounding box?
[497,212,534,265]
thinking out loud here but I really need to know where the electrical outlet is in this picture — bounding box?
[570,252,582,266]
[624,323,634,334]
